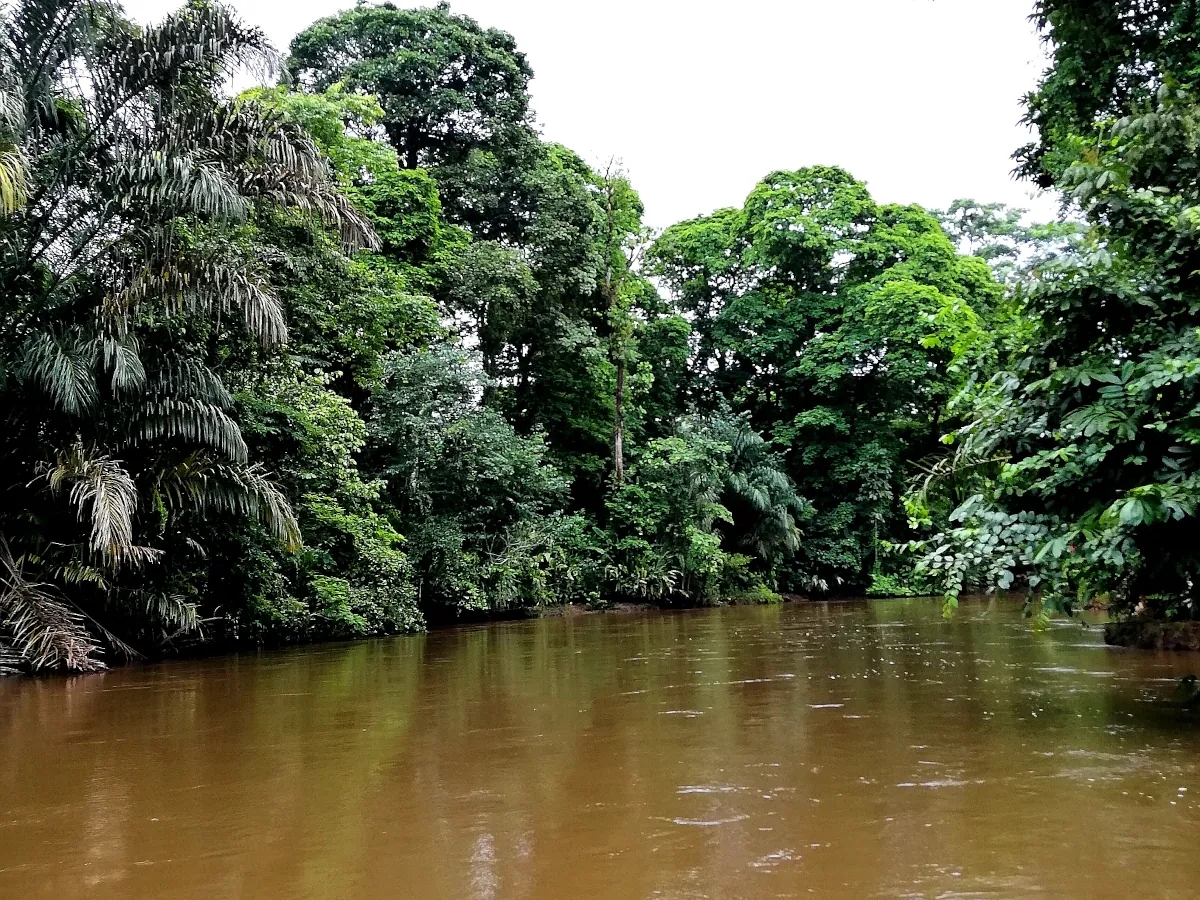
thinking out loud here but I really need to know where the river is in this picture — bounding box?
[2,599,1199,899]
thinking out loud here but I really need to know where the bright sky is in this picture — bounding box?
[123,0,1059,228]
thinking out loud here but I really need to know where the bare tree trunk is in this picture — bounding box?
[614,356,626,484]
[405,123,420,169]
[601,167,625,485]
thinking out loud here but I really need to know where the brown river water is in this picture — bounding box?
[2,599,1200,899]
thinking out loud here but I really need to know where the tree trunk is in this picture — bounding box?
[614,355,626,484]
[405,123,421,169]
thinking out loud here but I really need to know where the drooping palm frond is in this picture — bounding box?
[155,453,302,551]
[0,538,103,672]
[138,397,248,463]
[167,252,289,346]
[41,443,161,571]
[255,124,378,251]
[4,0,116,109]
[99,331,146,394]
[699,416,807,564]
[0,145,26,214]
[150,356,233,408]
[92,0,276,102]
[141,591,200,635]
[19,329,155,414]
[0,79,26,214]
[153,101,377,250]
[54,560,110,591]
[107,150,251,223]
[104,238,289,346]
[18,330,99,415]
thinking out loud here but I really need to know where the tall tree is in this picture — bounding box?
[287,2,533,172]
[0,0,372,671]
[651,167,1002,592]
[1018,0,1200,188]
[916,0,1200,624]
[596,164,647,485]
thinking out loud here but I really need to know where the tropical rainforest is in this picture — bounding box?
[0,0,1197,673]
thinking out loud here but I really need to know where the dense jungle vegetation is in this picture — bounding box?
[1,0,1198,673]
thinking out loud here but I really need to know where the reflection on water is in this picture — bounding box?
[2,599,1199,899]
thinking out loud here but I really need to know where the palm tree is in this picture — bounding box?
[702,417,807,567]
[0,0,376,672]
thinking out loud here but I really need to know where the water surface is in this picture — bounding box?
[2,599,1199,899]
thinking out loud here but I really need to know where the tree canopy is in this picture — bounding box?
[287,1,533,171]
[910,0,1200,626]
[6,0,1197,673]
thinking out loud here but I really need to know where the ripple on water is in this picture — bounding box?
[667,815,750,827]
[676,784,746,795]
[749,848,799,869]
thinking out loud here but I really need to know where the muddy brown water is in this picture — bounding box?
[3,599,1200,899]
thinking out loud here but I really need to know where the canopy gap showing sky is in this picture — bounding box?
[124,0,1058,228]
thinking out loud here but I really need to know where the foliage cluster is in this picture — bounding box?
[9,0,1192,672]
[905,0,1200,626]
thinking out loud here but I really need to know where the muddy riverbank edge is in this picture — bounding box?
[496,594,814,621]
[1105,620,1200,651]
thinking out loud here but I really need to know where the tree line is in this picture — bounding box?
[0,0,1195,673]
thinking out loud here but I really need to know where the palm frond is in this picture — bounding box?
[0,80,26,129]
[156,454,301,551]
[5,1,114,103]
[107,151,250,223]
[111,250,287,346]
[0,145,27,213]
[138,397,248,463]
[0,538,103,672]
[18,330,98,415]
[243,111,379,251]
[233,464,302,551]
[0,637,23,675]
[150,356,233,407]
[99,331,146,394]
[140,591,199,634]
[41,443,161,571]
[55,560,110,590]
[91,0,275,106]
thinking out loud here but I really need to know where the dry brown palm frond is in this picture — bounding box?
[0,638,23,675]
[0,538,104,673]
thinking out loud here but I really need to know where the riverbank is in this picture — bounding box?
[0,597,790,677]
[1105,620,1200,651]
[8,593,1182,678]
[530,595,815,620]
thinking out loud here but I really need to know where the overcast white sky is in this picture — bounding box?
[123,0,1058,228]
